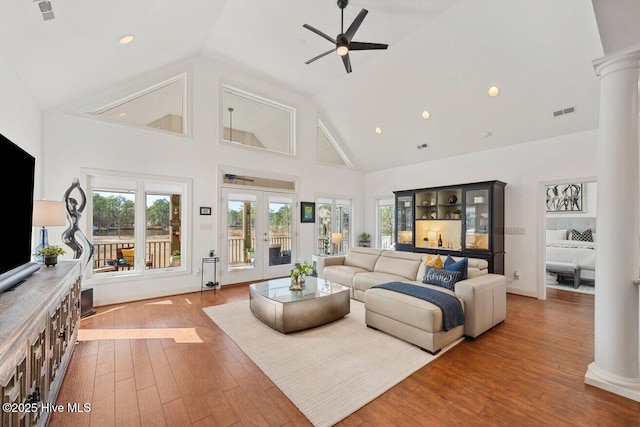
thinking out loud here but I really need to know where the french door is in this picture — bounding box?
[221,188,296,284]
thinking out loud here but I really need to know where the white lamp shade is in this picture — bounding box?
[32,200,66,227]
[331,233,343,244]
[427,230,437,242]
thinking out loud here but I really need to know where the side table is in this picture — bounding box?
[201,256,220,293]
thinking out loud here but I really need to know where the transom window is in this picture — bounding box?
[221,85,296,155]
[92,74,187,134]
[317,119,352,167]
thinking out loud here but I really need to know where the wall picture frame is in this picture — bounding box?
[300,202,316,223]
[545,183,583,212]
[200,206,212,215]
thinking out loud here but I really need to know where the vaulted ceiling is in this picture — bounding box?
[0,0,606,172]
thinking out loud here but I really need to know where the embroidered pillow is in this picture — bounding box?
[422,267,462,291]
[444,255,468,280]
[571,229,593,242]
[416,255,443,281]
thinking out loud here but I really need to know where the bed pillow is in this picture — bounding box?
[422,267,462,291]
[571,229,593,242]
[444,255,468,280]
[546,229,567,241]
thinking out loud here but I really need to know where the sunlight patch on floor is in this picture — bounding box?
[78,327,203,343]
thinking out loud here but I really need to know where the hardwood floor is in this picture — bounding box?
[50,286,640,426]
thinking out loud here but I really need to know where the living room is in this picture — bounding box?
[1,0,640,425]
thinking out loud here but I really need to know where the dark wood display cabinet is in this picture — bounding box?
[393,180,506,274]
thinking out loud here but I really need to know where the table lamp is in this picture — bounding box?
[32,200,66,261]
[331,232,343,254]
[427,230,437,248]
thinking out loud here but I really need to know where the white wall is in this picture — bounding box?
[364,129,598,297]
[0,53,42,193]
[41,56,364,306]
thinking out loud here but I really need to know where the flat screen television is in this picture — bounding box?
[0,132,40,293]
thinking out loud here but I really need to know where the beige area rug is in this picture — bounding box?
[203,299,462,427]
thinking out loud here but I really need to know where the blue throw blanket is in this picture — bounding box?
[371,282,464,331]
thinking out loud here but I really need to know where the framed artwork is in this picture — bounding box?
[300,202,316,223]
[545,183,583,212]
[200,206,212,215]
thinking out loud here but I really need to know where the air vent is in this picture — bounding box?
[553,106,576,117]
[34,0,55,21]
[416,143,428,150]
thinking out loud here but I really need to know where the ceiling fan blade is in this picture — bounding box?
[303,24,337,44]
[305,49,334,65]
[348,42,389,51]
[344,8,368,42]
[341,53,352,73]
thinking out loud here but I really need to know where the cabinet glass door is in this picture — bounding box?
[396,195,413,244]
[465,188,490,250]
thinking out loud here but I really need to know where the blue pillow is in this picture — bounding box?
[444,256,468,280]
[422,267,462,291]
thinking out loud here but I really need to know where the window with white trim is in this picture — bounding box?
[86,171,189,278]
[377,198,395,249]
[316,197,351,254]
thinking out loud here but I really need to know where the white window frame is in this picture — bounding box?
[82,168,191,284]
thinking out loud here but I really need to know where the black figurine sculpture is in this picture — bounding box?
[62,177,94,272]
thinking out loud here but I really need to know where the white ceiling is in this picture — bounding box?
[0,0,605,172]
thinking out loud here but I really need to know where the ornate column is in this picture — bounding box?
[585,47,640,401]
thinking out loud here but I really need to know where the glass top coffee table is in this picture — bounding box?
[249,276,350,333]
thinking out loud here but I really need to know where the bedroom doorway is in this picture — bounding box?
[544,180,597,295]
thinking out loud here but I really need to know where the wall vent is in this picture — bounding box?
[416,143,428,150]
[553,106,576,117]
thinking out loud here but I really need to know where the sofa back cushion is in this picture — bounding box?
[344,247,384,271]
[374,251,423,281]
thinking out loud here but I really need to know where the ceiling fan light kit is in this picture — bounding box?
[303,0,388,73]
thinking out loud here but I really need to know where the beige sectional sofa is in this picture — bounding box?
[315,247,506,354]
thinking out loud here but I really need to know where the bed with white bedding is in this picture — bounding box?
[545,217,596,284]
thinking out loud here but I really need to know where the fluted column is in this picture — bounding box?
[585,47,640,401]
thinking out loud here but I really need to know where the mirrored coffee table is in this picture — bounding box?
[249,276,350,333]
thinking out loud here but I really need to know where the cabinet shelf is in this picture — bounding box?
[394,180,506,274]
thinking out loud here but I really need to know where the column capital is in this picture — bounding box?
[593,44,640,77]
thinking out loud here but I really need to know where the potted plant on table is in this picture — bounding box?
[358,232,371,247]
[452,209,462,219]
[289,261,313,291]
[36,245,66,267]
[170,250,181,267]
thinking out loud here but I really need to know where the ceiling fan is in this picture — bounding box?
[303,0,388,73]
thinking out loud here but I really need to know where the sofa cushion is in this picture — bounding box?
[416,255,444,280]
[374,251,422,281]
[323,265,369,286]
[422,267,463,291]
[343,247,383,271]
[353,271,410,295]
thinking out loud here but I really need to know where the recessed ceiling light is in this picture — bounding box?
[119,35,135,45]
[421,111,431,120]
[374,127,383,135]
[487,86,500,97]
[118,112,126,118]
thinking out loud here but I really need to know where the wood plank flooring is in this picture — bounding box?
[50,286,640,426]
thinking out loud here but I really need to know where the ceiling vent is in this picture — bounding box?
[34,0,55,21]
[553,106,575,117]
[416,143,428,150]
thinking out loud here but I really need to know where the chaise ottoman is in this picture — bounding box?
[364,283,465,354]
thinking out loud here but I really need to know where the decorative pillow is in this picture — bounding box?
[571,229,593,242]
[425,255,443,269]
[546,229,567,241]
[121,248,135,263]
[416,255,446,281]
[444,255,468,280]
[422,267,462,291]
